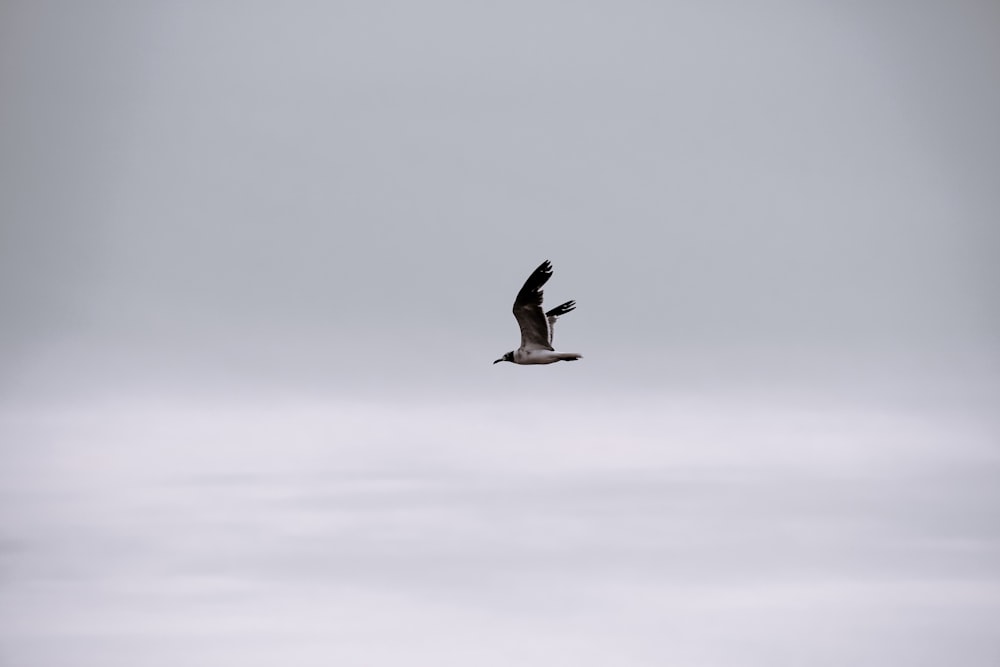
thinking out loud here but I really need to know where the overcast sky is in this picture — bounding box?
[1,1,998,665]
[2,0,998,400]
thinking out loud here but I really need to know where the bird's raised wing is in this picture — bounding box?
[512,260,554,351]
[545,300,576,346]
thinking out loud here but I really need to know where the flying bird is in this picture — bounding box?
[494,260,583,365]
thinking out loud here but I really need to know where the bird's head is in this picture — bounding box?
[493,351,514,364]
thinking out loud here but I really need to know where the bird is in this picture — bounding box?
[494,260,583,365]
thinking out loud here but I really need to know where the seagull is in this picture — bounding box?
[494,260,583,365]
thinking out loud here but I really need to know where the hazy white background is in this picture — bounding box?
[1,1,998,665]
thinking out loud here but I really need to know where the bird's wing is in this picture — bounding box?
[545,300,576,346]
[513,260,555,351]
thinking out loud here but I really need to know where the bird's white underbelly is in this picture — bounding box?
[513,348,562,365]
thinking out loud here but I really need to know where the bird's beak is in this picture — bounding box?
[493,358,503,364]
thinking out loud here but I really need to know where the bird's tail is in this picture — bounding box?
[557,352,582,362]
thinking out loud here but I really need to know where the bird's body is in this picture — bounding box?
[510,348,581,365]
[494,260,582,365]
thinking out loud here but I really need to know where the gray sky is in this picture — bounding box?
[2,0,997,399]
[1,1,998,665]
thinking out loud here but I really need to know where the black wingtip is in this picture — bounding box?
[513,259,558,312]
[545,300,576,318]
